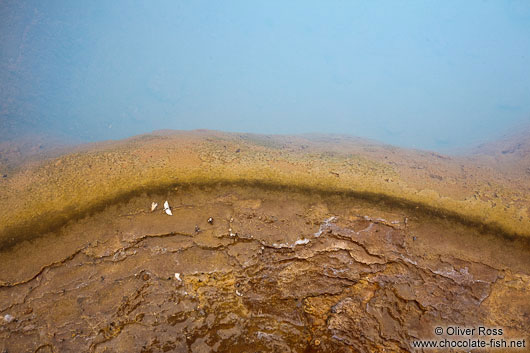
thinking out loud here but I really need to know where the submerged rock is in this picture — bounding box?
[0,185,527,352]
[0,131,528,352]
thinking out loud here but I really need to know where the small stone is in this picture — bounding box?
[195,225,200,233]
[314,339,321,346]
[174,273,182,281]
[208,217,214,224]
[4,314,14,323]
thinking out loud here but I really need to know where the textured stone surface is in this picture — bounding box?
[1,186,528,352]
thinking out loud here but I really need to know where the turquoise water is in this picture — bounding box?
[1,0,529,151]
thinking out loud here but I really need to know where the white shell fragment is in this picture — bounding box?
[151,202,158,211]
[294,238,310,245]
[4,314,14,323]
[164,200,172,216]
[174,273,181,281]
[235,290,243,297]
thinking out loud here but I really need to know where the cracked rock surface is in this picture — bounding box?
[1,185,529,352]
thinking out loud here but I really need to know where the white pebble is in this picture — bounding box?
[151,202,158,211]
[4,314,14,323]
[174,273,181,281]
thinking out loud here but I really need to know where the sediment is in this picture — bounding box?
[0,131,528,352]
[1,130,529,250]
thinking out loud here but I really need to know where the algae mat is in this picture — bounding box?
[0,130,529,249]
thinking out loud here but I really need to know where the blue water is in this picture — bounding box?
[1,0,529,151]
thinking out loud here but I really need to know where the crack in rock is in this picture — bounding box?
[1,189,528,353]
